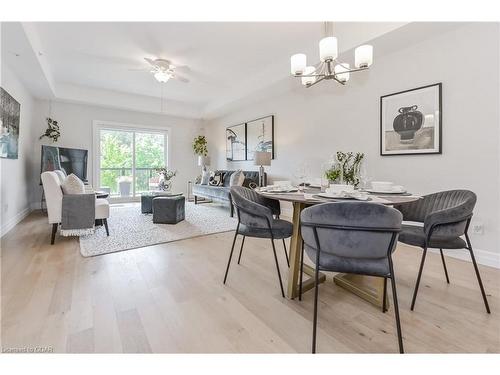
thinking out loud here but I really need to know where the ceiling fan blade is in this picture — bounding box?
[144,57,157,66]
[173,74,189,83]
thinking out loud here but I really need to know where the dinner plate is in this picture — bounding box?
[316,192,370,201]
[365,188,407,195]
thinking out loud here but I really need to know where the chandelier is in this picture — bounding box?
[290,22,373,87]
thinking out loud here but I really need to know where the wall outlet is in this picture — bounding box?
[471,223,484,235]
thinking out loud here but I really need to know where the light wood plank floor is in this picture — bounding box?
[1,209,499,353]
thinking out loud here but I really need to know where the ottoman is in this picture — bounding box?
[153,196,185,224]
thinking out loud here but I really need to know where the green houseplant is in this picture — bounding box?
[192,135,208,156]
[39,117,61,142]
[324,151,364,187]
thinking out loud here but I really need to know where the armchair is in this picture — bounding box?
[41,171,110,245]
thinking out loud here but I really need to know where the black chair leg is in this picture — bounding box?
[223,230,239,284]
[50,223,58,245]
[299,240,305,301]
[389,276,404,352]
[270,239,285,298]
[103,219,110,236]
[382,277,388,313]
[282,238,290,267]
[466,234,491,314]
[237,236,246,264]
[411,246,428,311]
[311,249,321,353]
[439,248,450,284]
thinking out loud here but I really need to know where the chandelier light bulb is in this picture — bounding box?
[355,45,373,68]
[290,53,307,75]
[319,36,338,62]
[301,66,316,86]
[334,63,350,82]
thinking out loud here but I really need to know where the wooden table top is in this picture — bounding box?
[258,188,421,206]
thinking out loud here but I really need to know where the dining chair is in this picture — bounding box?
[394,190,490,313]
[300,202,404,353]
[223,186,293,297]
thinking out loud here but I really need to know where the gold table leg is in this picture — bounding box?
[286,202,326,299]
[333,274,388,309]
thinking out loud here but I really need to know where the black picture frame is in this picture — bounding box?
[246,115,275,160]
[225,123,246,161]
[225,115,275,161]
[380,83,442,156]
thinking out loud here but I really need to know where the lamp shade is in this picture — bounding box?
[301,66,316,86]
[290,53,307,75]
[319,36,338,62]
[355,45,373,68]
[154,71,171,83]
[254,151,272,166]
[334,63,350,82]
[198,155,210,166]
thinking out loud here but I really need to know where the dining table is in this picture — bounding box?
[258,187,421,309]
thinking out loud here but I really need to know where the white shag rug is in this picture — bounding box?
[79,202,237,257]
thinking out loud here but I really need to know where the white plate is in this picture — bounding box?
[366,188,407,194]
[317,192,356,199]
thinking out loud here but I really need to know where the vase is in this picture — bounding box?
[393,105,424,143]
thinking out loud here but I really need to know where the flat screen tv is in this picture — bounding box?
[41,145,89,183]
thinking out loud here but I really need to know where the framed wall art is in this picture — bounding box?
[380,83,442,156]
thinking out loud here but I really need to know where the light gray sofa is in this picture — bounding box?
[192,170,265,217]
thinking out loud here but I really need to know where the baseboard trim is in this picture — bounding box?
[1,207,32,238]
[429,247,500,269]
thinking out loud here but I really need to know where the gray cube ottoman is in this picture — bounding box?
[152,196,185,224]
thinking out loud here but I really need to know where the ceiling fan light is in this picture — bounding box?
[319,37,338,62]
[154,71,171,83]
[301,66,316,85]
[355,45,373,68]
[291,53,307,75]
[334,63,350,82]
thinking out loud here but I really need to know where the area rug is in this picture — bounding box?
[79,202,237,257]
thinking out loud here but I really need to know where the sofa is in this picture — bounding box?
[192,170,265,217]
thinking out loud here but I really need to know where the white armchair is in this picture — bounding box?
[41,171,110,244]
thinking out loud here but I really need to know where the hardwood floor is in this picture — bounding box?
[1,209,499,353]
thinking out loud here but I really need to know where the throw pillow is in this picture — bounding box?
[201,170,210,185]
[61,173,85,194]
[229,169,245,187]
[209,171,224,186]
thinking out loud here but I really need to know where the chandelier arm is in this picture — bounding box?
[306,76,327,88]
[331,75,346,86]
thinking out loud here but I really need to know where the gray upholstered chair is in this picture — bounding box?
[223,186,293,297]
[394,190,490,313]
[300,202,404,353]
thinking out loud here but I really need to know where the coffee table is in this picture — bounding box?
[141,191,183,214]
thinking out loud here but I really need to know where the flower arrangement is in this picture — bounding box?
[39,117,61,142]
[324,151,364,186]
[156,167,177,191]
[192,135,208,156]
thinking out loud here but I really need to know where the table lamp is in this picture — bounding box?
[254,151,271,187]
[198,155,210,173]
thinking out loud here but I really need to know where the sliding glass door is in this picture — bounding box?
[96,124,168,200]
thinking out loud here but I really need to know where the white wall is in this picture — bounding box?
[205,23,500,263]
[0,64,36,236]
[30,100,202,205]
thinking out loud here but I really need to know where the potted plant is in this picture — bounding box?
[192,135,208,156]
[155,167,177,191]
[117,175,132,197]
[324,151,364,187]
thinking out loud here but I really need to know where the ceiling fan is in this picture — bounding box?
[130,58,190,83]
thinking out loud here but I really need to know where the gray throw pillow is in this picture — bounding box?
[201,170,210,185]
[229,169,245,187]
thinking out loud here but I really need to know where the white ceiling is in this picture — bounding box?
[2,21,418,119]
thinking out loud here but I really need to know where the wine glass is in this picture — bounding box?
[294,162,308,192]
